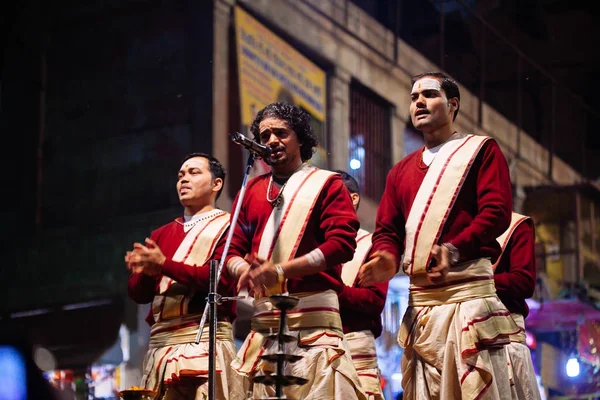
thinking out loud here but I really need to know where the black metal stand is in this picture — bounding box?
[195,153,256,399]
[252,295,308,400]
[207,259,218,400]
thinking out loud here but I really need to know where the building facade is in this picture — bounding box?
[2,0,597,396]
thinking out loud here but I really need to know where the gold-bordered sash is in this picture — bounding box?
[399,258,523,351]
[149,320,233,348]
[404,134,491,275]
[407,258,496,306]
[152,211,230,322]
[232,290,344,374]
[492,212,530,271]
[257,165,336,295]
[341,229,372,286]
[250,292,343,333]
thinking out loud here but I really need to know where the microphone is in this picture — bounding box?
[230,132,272,159]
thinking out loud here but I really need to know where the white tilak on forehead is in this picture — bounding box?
[180,158,205,171]
[411,78,442,94]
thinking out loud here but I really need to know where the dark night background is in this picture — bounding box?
[0,0,598,383]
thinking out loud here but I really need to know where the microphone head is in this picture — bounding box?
[230,132,243,143]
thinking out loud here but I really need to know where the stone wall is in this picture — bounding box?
[213,0,583,230]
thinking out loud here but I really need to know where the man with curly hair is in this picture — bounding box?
[225,102,366,399]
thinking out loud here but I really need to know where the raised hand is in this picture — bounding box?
[237,254,279,297]
[125,250,144,274]
[427,244,450,283]
[357,250,398,287]
[124,238,166,276]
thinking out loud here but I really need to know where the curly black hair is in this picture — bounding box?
[249,102,318,161]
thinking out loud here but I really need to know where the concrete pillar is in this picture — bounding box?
[328,68,352,172]
[213,0,235,208]
[391,110,407,164]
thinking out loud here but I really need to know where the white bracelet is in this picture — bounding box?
[305,248,325,268]
[227,256,249,278]
[274,264,285,283]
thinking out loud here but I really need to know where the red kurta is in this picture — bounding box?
[371,139,512,265]
[494,219,536,317]
[339,279,388,337]
[226,173,360,294]
[339,231,388,337]
[127,220,237,326]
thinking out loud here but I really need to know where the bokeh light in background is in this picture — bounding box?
[349,158,361,170]
[566,357,580,378]
[0,346,27,400]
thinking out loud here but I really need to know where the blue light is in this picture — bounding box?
[350,159,361,170]
[566,357,580,378]
[0,346,27,400]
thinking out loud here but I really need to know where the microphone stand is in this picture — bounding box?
[195,152,257,400]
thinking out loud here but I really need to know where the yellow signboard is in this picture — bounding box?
[234,6,326,125]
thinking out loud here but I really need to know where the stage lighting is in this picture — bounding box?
[350,159,361,170]
[565,357,580,378]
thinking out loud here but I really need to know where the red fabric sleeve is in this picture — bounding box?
[494,221,536,299]
[316,176,360,267]
[449,140,512,256]
[160,259,210,291]
[127,273,159,304]
[338,281,389,316]
[160,230,230,293]
[371,167,405,263]
[127,229,162,304]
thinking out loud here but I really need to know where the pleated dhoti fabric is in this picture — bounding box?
[231,290,367,400]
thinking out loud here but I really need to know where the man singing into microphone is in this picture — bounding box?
[231,131,272,178]
[226,102,366,400]
[230,131,272,159]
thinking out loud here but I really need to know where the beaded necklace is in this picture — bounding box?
[175,209,225,232]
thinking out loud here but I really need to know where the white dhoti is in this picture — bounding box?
[231,290,367,400]
[504,314,542,400]
[399,259,524,400]
[345,330,384,400]
[142,317,244,400]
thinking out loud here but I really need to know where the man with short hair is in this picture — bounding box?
[336,170,388,400]
[359,72,521,399]
[226,102,366,400]
[126,153,243,400]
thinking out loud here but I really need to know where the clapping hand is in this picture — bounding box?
[125,238,166,276]
[237,253,278,297]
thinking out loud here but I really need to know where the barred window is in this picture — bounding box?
[349,82,392,201]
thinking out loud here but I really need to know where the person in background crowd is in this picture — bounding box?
[493,212,542,399]
[336,170,388,400]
